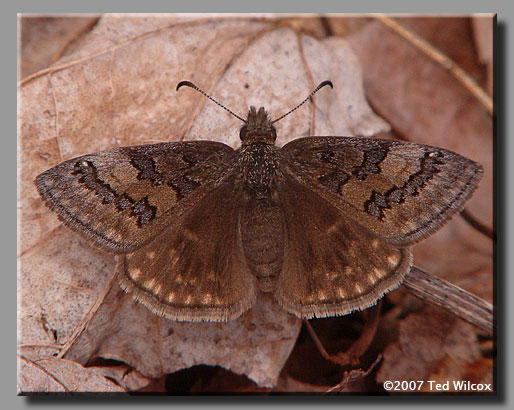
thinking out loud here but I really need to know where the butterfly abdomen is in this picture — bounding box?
[239,196,285,292]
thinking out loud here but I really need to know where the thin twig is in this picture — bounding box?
[325,355,382,393]
[304,305,381,367]
[48,18,100,65]
[461,208,495,240]
[303,319,331,361]
[402,266,494,336]
[17,343,64,350]
[374,15,493,116]
[330,304,380,367]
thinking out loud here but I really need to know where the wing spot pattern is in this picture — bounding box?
[129,268,141,280]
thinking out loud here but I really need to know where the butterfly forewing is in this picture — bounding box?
[35,141,235,253]
[282,137,483,246]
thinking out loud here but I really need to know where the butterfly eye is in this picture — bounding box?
[239,125,248,141]
[269,126,277,141]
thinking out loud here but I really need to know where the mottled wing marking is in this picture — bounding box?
[282,137,482,246]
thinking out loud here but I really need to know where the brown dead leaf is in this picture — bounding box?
[91,363,155,392]
[283,16,327,39]
[462,357,494,387]
[325,16,371,38]
[17,225,114,360]
[17,356,125,393]
[20,16,100,79]
[399,17,486,85]
[19,15,389,392]
[376,306,482,387]
[471,18,493,96]
[60,280,301,388]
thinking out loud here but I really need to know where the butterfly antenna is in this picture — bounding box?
[271,80,333,124]
[176,81,247,123]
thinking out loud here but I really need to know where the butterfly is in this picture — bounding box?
[35,80,482,321]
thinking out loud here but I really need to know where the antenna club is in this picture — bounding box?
[176,80,196,92]
[176,80,246,123]
[320,80,334,89]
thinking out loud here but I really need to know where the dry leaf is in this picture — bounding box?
[61,282,301,388]
[19,15,389,391]
[471,18,493,95]
[399,17,486,83]
[20,16,100,79]
[17,356,124,393]
[17,225,114,364]
[93,363,156,392]
[376,306,482,390]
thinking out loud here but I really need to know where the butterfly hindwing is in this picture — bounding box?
[281,137,482,246]
[274,173,412,318]
[117,177,258,321]
[35,141,235,253]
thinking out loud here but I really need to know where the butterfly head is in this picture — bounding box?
[239,107,277,144]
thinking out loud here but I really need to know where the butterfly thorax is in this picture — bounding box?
[238,106,281,199]
[238,143,281,199]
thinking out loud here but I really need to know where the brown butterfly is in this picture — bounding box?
[35,80,482,321]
